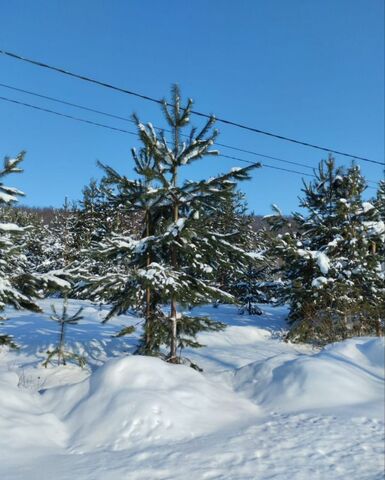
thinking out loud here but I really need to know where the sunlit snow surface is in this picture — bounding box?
[0,300,383,480]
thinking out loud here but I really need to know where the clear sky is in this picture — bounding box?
[0,0,383,214]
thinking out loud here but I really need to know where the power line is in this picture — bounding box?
[1,82,381,182]
[0,49,163,102]
[216,142,313,170]
[217,154,377,189]
[1,48,382,166]
[0,82,135,125]
[0,95,138,136]
[0,94,315,181]
[0,82,314,171]
[0,94,378,190]
[218,153,315,178]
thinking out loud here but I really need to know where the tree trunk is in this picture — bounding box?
[169,198,179,362]
[375,319,382,337]
[58,322,65,366]
[371,242,382,336]
[169,118,180,363]
[144,210,153,352]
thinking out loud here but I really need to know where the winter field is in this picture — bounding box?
[0,299,383,480]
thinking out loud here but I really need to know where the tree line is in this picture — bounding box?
[1,86,384,367]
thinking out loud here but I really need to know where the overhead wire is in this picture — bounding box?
[0,82,314,171]
[0,94,378,189]
[0,82,380,185]
[0,48,382,166]
[0,95,139,137]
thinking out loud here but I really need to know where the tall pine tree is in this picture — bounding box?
[81,86,260,364]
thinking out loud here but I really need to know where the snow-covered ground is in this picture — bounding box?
[0,300,383,479]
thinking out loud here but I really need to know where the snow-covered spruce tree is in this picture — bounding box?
[83,86,260,363]
[200,191,250,294]
[19,199,78,294]
[1,204,44,271]
[252,226,285,304]
[76,146,163,354]
[374,180,385,259]
[201,189,268,314]
[28,198,78,277]
[375,180,385,217]
[233,226,275,315]
[71,178,136,250]
[0,202,73,296]
[71,179,104,250]
[5,208,56,275]
[0,152,40,346]
[271,156,384,344]
[363,179,385,335]
[69,177,143,286]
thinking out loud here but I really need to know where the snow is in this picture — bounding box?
[36,271,72,289]
[43,356,259,453]
[5,157,19,168]
[0,300,383,479]
[312,276,328,288]
[0,192,18,203]
[233,337,384,418]
[297,249,330,274]
[168,217,187,236]
[362,201,375,213]
[0,222,24,232]
[246,250,265,260]
[364,220,385,237]
[316,251,330,274]
[0,369,68,454]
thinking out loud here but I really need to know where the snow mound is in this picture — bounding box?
[234,337,385,418]
[0,368,67,455]
[43,356,259,452]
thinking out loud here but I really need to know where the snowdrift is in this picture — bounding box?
[0,368,67,455]
[233,337,385,418]
[43,355,260,452]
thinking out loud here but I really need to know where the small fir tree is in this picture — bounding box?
[42,299,85,367]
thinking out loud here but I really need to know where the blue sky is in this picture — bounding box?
[0,0,383,214]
